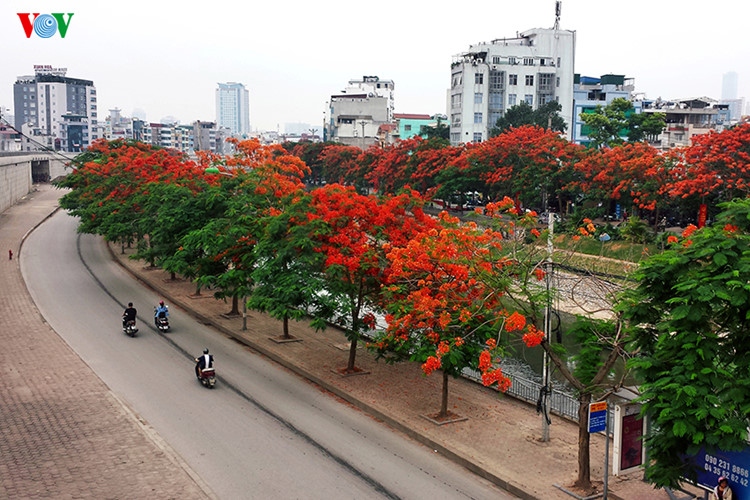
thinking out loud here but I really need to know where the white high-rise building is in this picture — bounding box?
[722,71,739,100]
[449,27,576,145]
[215,82,250,137]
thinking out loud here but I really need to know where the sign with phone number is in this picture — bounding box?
[690,446,750,499]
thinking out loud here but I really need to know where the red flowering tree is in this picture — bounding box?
[450,125,582,212]
[372,208,543,419]
[305,184,437,374]
[665,122,750,206]
[172,139,310,316]
[573,142,672,223]
[318,144,369,192]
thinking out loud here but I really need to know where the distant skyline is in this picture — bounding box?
[2,1,748,131]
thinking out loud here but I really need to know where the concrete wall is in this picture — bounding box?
[0,154,69,214]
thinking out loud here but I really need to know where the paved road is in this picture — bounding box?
[22,209,516,498]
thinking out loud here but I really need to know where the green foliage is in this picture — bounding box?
[618,216,653,245]
[619,198,750,488]
[490,101,567,137]
[566,317,617,387]
[580,98,665,148]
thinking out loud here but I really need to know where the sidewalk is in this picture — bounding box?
[0,184,212,499]
[2,183,704,499]
[110,216,705,500]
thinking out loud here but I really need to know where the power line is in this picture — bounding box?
[0,113,82,168]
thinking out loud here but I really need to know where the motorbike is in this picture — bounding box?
[122,318,138,337]
[154,306,170,332]
[195,360,216,389]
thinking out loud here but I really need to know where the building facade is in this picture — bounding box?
[449,28,576,145]
[644,97,730,149]
[572,74,641,145]
[215,82,250,137]
[326,76,395,147]
[13,65,99,152]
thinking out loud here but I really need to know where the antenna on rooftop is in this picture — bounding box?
[554,1,561,30]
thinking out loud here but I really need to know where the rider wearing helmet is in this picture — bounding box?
[195,348,215,378]
[154,300,169,326]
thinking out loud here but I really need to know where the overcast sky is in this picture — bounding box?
[2,1,748,132]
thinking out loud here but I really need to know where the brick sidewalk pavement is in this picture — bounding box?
[0,185,212,499]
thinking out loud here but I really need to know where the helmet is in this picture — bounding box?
[159,301,165,306]
[128,302,133,307]
[203,348,209,354]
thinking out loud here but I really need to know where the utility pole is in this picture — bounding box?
[542,214,554,442]
[359,120,367,149]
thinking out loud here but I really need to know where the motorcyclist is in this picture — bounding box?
[195,348,214,378]
[154,300,169,326]
[122,302,137,329]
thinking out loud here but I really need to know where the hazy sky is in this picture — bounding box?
[2,1,749,131]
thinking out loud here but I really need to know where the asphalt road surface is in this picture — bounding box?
[22,211,516,500]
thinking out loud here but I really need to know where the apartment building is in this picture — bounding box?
[216,82,250,137]
[449,28,576,145]
[326,76,395,147]
[13,65,99,152]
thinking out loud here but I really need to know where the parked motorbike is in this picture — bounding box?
[122,318,138,337]
[154,305,170,332]
[195,361,216,389]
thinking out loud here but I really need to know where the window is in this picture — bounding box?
[523,58,534,66]
[525,75,534,86]
[508,74,518,85]
[474,93,483,104]
[524,95,533,105]
[473,132,483,142]
[509,57,517,65]
[405,124,412,131]
[492,56,501,64]
[508,94,517,106]
[475,73,484,85]
[489,70,504,90]
[474,113,483,124]
[488,94,503,107]
[556,77,560,88]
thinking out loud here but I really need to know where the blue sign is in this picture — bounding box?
[588,402,607,433]
[686,445,750,500]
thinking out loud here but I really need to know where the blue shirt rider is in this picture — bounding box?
[154,300,169,325]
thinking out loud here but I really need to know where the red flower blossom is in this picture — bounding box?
[422,356,442,375]
[522,326,545,347]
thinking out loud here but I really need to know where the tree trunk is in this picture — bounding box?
[170,270,176,281]
[574,392,593,490]
[439,370,449,418]
[345,336,359,372]
[227,295,240,316]
[193,282,201,296]
[282,316,290,339]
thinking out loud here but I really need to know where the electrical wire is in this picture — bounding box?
[0,113,82,168]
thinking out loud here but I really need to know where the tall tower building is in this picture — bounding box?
[449,27,576,145]
[215,82,250,136]
[722,71,739,100]
[13,65,98,152]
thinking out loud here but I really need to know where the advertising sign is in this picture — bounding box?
[687,445,750,500]
[613,403,645,475]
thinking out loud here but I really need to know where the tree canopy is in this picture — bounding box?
[619,199,750,488]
